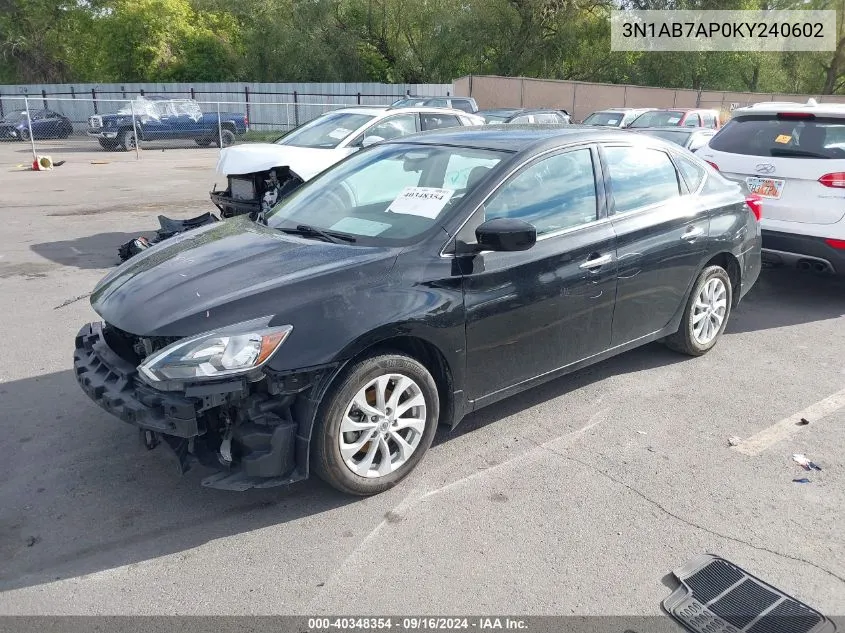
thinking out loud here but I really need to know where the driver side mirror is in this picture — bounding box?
[475,218,536,252]
[361,135,386,148]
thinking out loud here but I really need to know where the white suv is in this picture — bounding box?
[697,99,845,275]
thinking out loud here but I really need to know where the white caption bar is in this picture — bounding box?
[611,10,837,52]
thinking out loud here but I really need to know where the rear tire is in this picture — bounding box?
[665,265,732,356]
[195,138,213,147]
[216,129,235,147]
[312,353,439,496]
[19,127,30,141]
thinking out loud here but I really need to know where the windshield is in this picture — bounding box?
[583,112,626,126]
[1,111,27,123]
[628,111,687,128]
[278,112,376,148]
[638,129,693,146]
[116,98,160,118]
[709,116,845,158]
[391,98,426,108]
[266,143,507,244]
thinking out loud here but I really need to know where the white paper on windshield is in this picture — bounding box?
[387,187,454,219]
[607,118,619,125]
[330,217,391,236]
[327,127,352,140]
[667,116,681,124]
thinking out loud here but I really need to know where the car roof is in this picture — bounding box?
[732,98,845,117]
[384,124,650,152]
[333,105,470,117]
[632,126,714,132]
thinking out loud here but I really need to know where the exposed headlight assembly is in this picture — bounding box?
[138,317,292,384]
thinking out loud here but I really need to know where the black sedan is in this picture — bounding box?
[0,109,74,141]
[73,127,761,496]
[631,126,716,152]
[479,108,571,125]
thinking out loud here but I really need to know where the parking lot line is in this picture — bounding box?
[734,386,845,456]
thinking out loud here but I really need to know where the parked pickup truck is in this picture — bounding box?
[87,96,248,151]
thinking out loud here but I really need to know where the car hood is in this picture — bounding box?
[91,216,397,337]
[216,143,356,180]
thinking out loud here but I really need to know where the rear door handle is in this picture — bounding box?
[580,253,614,270]
[681,227,705,241]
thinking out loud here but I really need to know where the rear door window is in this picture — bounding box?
[451,100,475,113]
[604,146,681,213]
[709,116,845,158]
[684,113,702,127]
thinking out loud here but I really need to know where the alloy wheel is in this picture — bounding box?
[692,277,727,345]
[338,373,427,478]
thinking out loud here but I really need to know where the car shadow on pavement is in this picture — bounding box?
[0,369,354,593]
[727,267,845,334]
[440,341,686,443]
[31,232,144,269]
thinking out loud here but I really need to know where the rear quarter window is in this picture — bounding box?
[674,154,706,192]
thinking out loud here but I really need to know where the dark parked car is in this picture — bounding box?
[87,96,248,151]
[631,126,716,152]
[478,108,571,124]
[74,127,761,495]
[390,96,479,113]
[0,109,73,140]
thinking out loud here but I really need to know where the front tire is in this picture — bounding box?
[120,128,139,151]
[665,265,732,356]
[19,127,30,141]
[312,353,439,496]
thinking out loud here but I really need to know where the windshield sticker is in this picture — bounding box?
[667,116,681,124]
[387,187,455,219]
[330,217,391,236]
[775,134,793,144]
[327,127,352,140]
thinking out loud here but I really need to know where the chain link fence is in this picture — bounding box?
[0,93,404,161]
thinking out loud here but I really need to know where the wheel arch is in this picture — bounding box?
[702,251,741,307]
[291,332,458,480]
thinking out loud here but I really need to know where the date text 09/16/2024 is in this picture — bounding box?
[307,617,528,630]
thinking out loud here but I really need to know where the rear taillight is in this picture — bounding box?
[824,238,845,249]
[705,160,719,171]
[745,195,763,221]
[818,172,845,188]
[244,116,249,127]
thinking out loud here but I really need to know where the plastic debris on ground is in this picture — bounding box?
[792,453,823,471]
[798,417,810,426]
[793,478,811,484]
[728,436,741,446]
[117,212,219,262]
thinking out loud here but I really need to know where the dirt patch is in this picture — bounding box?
[0,262,56,279]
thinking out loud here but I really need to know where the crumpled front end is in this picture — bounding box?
[74,322,323,491]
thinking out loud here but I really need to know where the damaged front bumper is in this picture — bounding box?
[210,190,261,218]
[73,322,311,491]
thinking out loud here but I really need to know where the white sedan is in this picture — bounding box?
[211,105,484,217]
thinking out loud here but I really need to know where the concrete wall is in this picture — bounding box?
[453,75,845,120]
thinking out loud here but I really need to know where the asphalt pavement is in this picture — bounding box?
[0,140,843,617]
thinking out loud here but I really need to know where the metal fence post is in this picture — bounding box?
[217,101,223,150]
[41,89,48,109]
[91,88,98,114]
[130,99,140,160]
[244,86,250,127]
[286,102,291,131]
[293,91,299,127]
[24,96,36,163]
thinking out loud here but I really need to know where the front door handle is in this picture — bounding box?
[681,227,705,241]
[580,253,614,270]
